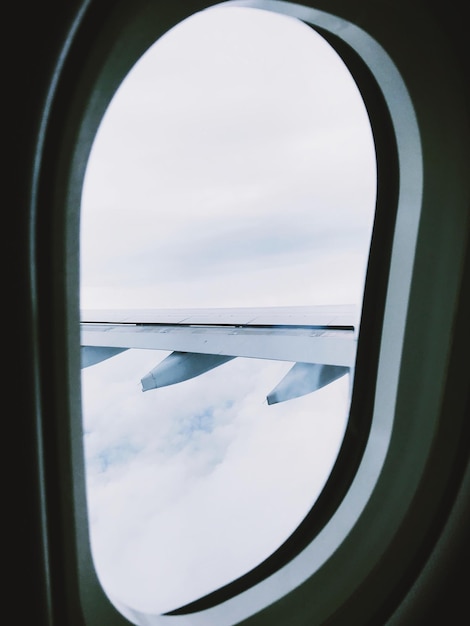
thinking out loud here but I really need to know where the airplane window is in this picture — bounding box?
[80,5,376,618]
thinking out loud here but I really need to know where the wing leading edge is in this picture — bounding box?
[80,305,357,404]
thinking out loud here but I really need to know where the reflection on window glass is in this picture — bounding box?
[80,6,376,616]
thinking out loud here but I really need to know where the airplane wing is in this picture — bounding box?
[80,305,357,404]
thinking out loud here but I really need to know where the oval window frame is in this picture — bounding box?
[38,1,470,625]
[79,6,382,615]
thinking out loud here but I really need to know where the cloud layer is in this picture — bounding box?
[79,5,375,617]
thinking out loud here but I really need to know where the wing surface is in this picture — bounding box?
[80,305,357,404]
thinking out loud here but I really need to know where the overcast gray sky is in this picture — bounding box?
[80,4,376,618]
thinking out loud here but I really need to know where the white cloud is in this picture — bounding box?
[80,5,375,311]
[79,4,375,618]
[82,352,350,613]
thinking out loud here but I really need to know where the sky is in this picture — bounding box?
[80,4,376,619]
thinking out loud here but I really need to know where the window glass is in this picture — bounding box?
[80,6,376,615]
